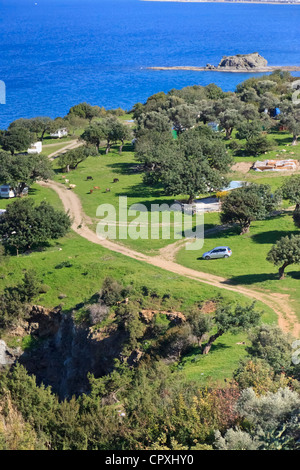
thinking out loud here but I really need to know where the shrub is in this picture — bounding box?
[293,208,300,228]
[245,135,275,156]
[87,302,109,325]
[99,277,130,306]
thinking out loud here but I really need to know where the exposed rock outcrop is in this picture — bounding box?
[140,309,186,325]
[17,306,127,399]
[148,52,300,73]
[0,340,21,368]
[217,52,268,70]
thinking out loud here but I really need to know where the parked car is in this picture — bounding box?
[202,246,232,260]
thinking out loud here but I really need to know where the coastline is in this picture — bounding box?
[141,1,300,5]
[148,65,300,73]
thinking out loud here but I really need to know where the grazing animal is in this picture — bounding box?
[105,188,111,192]
[87,176,93,180]
[93,186,100,190]
[113,178,119,183]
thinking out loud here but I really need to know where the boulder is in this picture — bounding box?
[217,53,268,70]
[0,340,21,368]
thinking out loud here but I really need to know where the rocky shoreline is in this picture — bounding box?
[148,52,300,73]
[148,65,300,72]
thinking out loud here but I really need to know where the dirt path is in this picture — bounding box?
[47,140,84,160]
[39,180,300,338]
[43,141,74,148]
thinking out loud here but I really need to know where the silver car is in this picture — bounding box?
[202,246,232,260]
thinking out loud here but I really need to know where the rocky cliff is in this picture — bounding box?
[0,340,21,368]
[3,305,127,399]
[217,52,268,70]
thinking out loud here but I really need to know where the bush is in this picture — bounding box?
[55,261,73,269]
[293,208,300,228]
[245,135,275,156]
[247,324,294,373]
[99,277,130,307]
[87,302,109,325]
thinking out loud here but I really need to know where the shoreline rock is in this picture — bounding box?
[148,53,300,73]
[217,52,268,70]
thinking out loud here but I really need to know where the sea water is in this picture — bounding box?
[0,0,299,128]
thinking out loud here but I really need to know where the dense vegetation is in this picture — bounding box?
[0,71,300,450]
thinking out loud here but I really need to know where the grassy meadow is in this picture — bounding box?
[0,120,299,385]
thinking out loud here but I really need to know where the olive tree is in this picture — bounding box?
[0,151,53,196]
[220,184,280,234]
[282,175,300,211]
[267,234,300,279]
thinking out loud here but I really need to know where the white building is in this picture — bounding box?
[50,128,68,139]
[27,141,42,154]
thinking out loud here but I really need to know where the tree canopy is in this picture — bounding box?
[220,184,281,234]
[0,127,33,155]
[0,199,71,255]
[267,234,300,279]
[0,151,53,196]
[81,117,131,153]
[136,126,233,204]
[57,145,97,172]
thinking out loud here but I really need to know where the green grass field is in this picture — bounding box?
[0,184,276,386]
[0,125,298,386]
[231,129,300,163]
[52,143,194,254]
[177,211,300,320]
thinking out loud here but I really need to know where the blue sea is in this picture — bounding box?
[0,0,299,128]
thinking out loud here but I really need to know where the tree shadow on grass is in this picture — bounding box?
[227,268,300,285]
[270,135,293,146]
[184,342,230,362]
[251,229,300,245]
[223,272,279,285]
[3,241,52,257]
[99,143,134,156]
[107,161,143,176]
[116,181,167,201]
[204,225,241,239]
[283,270,300,280]
[181,342,231,364]
[28,188,38,196]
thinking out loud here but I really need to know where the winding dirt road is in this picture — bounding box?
[39,179,300,338]
[46,139,84,160]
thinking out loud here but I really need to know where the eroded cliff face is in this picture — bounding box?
[14,306,127,399]
[0,340,21,368]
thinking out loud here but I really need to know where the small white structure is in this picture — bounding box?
[0,209,6,216]
[50,128,68,139]
[0,184,28,199]
[27,141,42,154]
[0,185,15,198]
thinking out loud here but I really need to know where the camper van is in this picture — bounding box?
[0,185,28,198]
[27,142,42,154]
[0,185,15,198]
